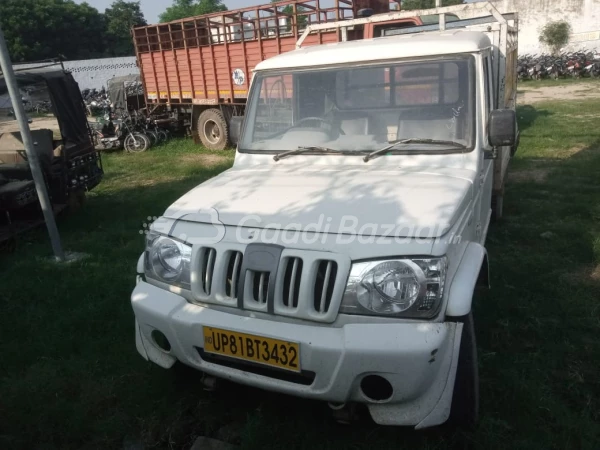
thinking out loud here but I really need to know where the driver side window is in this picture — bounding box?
[253,74,294,141]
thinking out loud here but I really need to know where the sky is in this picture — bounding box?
[76,0,481,24]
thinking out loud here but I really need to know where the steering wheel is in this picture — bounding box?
[264,116,345,140]
[289,116,345,135]
[296,117,328,126]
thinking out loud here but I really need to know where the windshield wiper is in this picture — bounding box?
[362,139,467,162]
[273,146,340,162]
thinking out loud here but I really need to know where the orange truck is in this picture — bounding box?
[132,0,459,149]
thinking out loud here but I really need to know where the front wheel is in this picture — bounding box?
[449,312,479,429]
[125,133,151,153]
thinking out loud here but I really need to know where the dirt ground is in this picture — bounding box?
[518,81,600,104]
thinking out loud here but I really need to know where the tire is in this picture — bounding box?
[449,312,479,429]
[145,130,159,146]
[125,133,151,153]
[157,129,169,143]
[198,109,229,150]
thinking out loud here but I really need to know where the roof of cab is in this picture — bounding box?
[255,30,491,71]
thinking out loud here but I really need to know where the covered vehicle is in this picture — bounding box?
[0,64,103,242]
[107,74,145,113]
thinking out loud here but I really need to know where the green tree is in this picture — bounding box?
[272,0,308,32]
[401,0,464,10]
[159,0,227,23]
[0,0,106,61]
[105,1,147,56]
[539,20,572,55]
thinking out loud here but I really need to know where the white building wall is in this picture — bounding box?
[461,0,600,54]
[1,56,139,109]
[61,57,139,91]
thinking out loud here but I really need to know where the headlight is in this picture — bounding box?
[340,257,447,318]
[145,232,192,288]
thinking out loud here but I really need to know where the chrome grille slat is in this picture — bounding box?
[199,247,217,296]
[258,272,266,303]
[313,259,338,315]
[288,258,300,308]
[205,248,216,294]
[231,252,242,299]
[318,261,333,313]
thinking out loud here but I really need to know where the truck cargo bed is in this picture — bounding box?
[133,0,393,105]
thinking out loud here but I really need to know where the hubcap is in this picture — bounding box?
[203,119,221,145]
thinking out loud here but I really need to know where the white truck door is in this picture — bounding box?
[478,54,495,243]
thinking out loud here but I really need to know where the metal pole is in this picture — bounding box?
[435,0,445,30]
[0,25,66,261]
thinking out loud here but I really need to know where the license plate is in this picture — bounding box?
[203,327,301,372]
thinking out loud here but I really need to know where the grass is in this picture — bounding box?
[1,99,599,450]
[518,77,600,89]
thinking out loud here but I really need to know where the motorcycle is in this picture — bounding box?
[92,113,151,153]
[517,51,600,80]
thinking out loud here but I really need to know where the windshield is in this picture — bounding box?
[239,56,475,154]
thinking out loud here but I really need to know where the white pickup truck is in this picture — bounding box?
[132,3,518,429]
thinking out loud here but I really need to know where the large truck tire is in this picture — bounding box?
[198,109,229,150]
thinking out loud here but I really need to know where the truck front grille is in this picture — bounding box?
[191,244,351,323]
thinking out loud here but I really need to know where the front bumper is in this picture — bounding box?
[131,281,463,428]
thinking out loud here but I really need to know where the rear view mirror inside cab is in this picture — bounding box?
[401,67,439,78]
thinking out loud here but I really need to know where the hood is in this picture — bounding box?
[164,165,474,239]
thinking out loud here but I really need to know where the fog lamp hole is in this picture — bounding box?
[151,330,171,352]
[360,375,393,402]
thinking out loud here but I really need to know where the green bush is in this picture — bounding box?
[539,20,572,54]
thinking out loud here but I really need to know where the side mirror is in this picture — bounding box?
[229,116,244,147]
[489,109,517,147]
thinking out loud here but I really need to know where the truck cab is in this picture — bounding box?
[131,8,518,429]
[361,12,460,39]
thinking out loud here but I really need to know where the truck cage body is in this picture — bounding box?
[134,1,516,109]
[133,0,398,106]
[297,2,518,111]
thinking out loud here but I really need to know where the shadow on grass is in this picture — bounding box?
[0,158,468,450]
[1,136,599,449]
[481,136,600,445]
[516,105,553,133]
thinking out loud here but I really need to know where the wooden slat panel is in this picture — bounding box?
[136,5,341,103]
